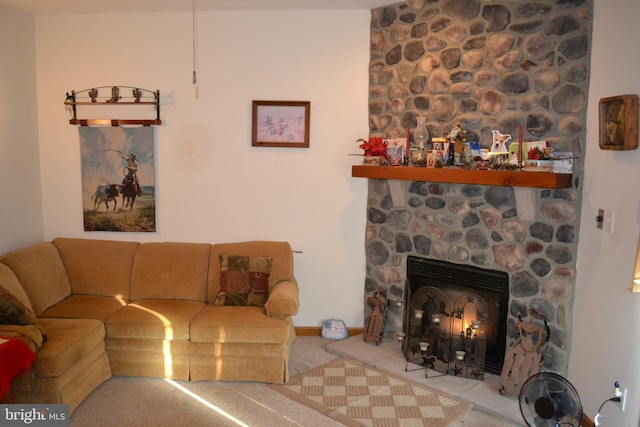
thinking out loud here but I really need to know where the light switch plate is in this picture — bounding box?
[603,209,614,233]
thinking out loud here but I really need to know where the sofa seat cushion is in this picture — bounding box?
[13,342,106,393]
[106,349,189,380]
[190,305,291,344]
[106,299,205,340]
[12,345,111,414]
[105,338,192,380]
[189,320,295,384]
[34,318,106,378]
[189,340,291,358]
[105,337,191,354]
[40,295,127,322]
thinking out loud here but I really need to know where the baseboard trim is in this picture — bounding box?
[295,327,364,337]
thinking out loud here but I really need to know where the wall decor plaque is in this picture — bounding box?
[598,94,638,150]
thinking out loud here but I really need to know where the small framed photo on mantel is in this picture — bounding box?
[598,94,638,150]
[252,100,310,148]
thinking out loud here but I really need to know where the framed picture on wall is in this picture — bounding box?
[598,94,638,150]
[252,100,310,148]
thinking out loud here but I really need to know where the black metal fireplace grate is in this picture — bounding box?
[406,256,509,375]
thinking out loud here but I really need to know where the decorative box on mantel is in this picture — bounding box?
[351,165,573,207]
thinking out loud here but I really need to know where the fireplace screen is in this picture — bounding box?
[403,282,488,380]
[404,256,509,376]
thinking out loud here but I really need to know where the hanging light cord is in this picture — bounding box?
[192,0,197,84]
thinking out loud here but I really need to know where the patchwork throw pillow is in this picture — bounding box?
[214,254,272,307]
[0,284,39,326]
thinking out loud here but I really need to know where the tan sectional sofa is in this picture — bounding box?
[0,238,299,413]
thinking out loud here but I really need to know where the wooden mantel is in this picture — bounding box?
[352,165,573,189]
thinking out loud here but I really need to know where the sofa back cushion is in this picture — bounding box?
[208,241,294,302]
[0,262,39,326]
[53,237,139,299]
[0,243,71,315]
[130,242,210,301]
[0,263,35,314]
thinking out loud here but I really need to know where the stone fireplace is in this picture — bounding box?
[362,0,592,376]
[364,180,579,375]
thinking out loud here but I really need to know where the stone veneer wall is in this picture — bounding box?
[363,0,593,375]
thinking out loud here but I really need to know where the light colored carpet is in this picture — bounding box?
[271,357,472,427]
[70,336,521,426]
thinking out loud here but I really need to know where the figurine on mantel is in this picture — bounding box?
[445,122,466,165]
[490,130,511,152]
[487,130,512,168]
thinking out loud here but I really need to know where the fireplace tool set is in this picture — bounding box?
[498,309,550,397]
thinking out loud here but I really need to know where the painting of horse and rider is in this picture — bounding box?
[80,127,156,232]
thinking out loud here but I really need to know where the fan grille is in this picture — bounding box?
[519,372,582,427]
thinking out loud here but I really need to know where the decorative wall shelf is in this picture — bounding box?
[64,86,161,126]
[352,165,573,189]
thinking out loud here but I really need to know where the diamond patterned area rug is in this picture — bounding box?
[271,358,473,427]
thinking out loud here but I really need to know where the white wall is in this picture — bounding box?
[0,3,43,253]
[33,10,369,329]
[570,0,640,425]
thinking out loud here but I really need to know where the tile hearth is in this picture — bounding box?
[326,334,525,426]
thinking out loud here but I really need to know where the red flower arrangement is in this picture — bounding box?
[356,137,387,158]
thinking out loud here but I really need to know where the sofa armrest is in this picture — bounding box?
[0,324,44,353]
[265,278,299,319]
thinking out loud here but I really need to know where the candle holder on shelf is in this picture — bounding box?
[391,299,405,308]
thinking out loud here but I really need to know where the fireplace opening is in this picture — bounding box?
[406,256,509,375]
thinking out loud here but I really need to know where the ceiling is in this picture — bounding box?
[1,0,392,15]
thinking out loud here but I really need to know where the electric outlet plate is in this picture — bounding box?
[619,385,627,411]
[615,383,628,411]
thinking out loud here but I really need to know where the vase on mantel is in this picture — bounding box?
[362,155,382,166]
[414,116,430,150]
